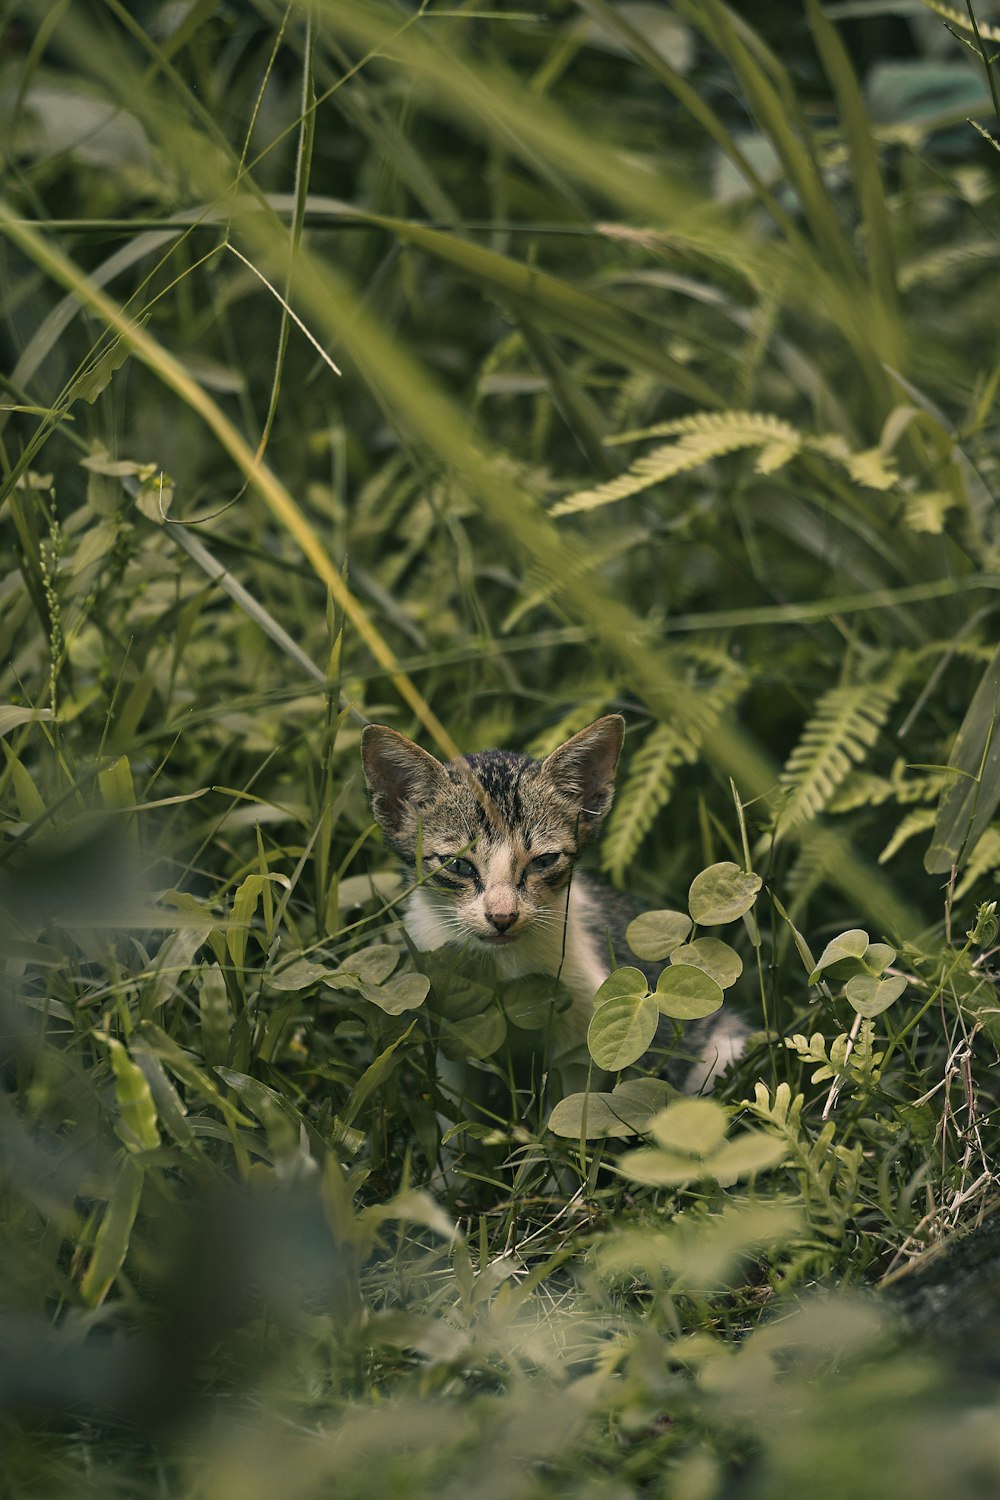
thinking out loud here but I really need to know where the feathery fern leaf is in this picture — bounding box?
[827,772,897,814]
[553,409,901,519]
[955,827,1000,900]
[553,412,804,517]
[904,491,954,533]
[842,446,898,491]
[603,668,746,882]
[608,411,801,446]
[878,807,938,865]
[777,680,901,833]
[921,0,1000,42]
[527,697,614,759]
[602,722,693,885]
[829,758,949,815]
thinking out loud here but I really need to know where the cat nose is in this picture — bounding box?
[486,909,518,933]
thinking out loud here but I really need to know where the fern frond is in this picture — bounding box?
[888,758,952,805]
[842,446,898,491]
[553,412,803,518]
[829,758,949,815]
[527,696,614,758]
[602,722,691,885]
[757,439,800,474]
[826,772,897,814]
[919,0,1000,44]
[554,407,902,519]
[777,681,901,833]
[879,807,937,865]
[899,240,998,293]
[904,491,954,534]
[955,827,1000,900]
[609,410,801,446]
[603,668,747,882]
[784,827,840,904]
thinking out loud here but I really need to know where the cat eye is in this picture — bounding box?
[528,852,561,872]
[443,856,477,879]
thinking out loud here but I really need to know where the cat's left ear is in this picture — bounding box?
[539,714,625,828]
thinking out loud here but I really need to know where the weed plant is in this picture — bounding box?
[1,3,999,1497]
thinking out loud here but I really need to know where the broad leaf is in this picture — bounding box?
[502,975,570,1031]
[670,937,742,989]
[340,944,400,984]
[708,1132,788,1184]
[548,1091,634,1140]
[844,973,906,1018]
[440,1007,506,1061]
[808,928,870,984]
[649,1097,728,1155]
[655,964,723,1019]
[925,642,1000,874]
[587,992,659,1070]
[688,862,761,925]
[594,965,650,1005]
[626,909,691,961]
[361,972,430,1015]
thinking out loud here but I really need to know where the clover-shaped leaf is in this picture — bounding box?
[670,937,742,990]
[626,910,692,962]
[340,944,400,984]
[594,966,649,1005]
[588,992,659,1070]
[547,1077,675,1140]
[655,964,723,1020]
[808,929,870,985]
[649,1097,727,1154]
[618,1098,786,1187]
[863,942,896,976]
[688,863,761,925]
[361,972,430,1016]
[440,1006,506,1061]
[844,973,906,1018]
[502,976,571,1031]
[268,958,338,992]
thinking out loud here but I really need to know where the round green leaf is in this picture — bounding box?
[670,938,742,990]
[340,944,400,984]
[547,1091,635,1140]
[649,1097,728,1154]
[626,909,692,962]
[862,942,896,976]
[688,863,762,925]
[587,993,658,1071]
[808,929,870,984]
[655,964,723,1020]
[269,958,337,992]
[608,1077,676,1131]
[361,972,430,1015]
[594,966,649,1006]
[440,1006,507,1061]
[419,952,495,1017]
[502,976,570,1031]
[844,973,906,1018]
[616,1145,705,1187]
[708,1132,788,1185]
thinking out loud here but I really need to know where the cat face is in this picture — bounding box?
[361,717,624,951]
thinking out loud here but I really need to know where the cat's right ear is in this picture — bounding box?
[361,725,449,838]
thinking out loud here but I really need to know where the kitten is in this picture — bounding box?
[361,715,742,1088]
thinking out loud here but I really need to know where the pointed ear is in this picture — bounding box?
[539,715,625,830]
[361,725,450,838]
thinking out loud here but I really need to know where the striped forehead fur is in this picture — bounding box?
[361,717,624,863]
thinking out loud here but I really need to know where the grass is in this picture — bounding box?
[1,2,999,1496]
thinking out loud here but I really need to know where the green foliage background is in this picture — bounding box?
[1,2,999,1496]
